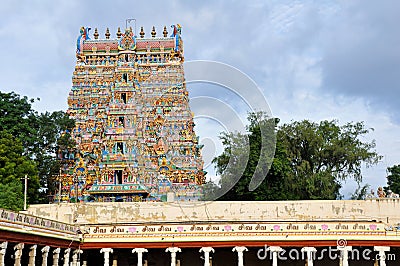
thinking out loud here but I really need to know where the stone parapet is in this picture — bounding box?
[25,199,400,225]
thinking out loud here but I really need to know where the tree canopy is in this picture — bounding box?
[0,91,75,209]
[385,164,400,194]
[210,113,381,200]
[0,92,38,156]
[0,131,38,210]
[33,111,76,202]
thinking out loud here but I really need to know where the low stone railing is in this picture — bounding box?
[0,208,79,240]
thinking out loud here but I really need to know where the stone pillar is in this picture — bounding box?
[199,247,214,266]
[338,246,352,266]
[0,242,8,266]
[63,248,70,266]
[301,247,316,266]
[52,248,60,266]
[267,246,283,266]
[72,249,83,266]
[29,245,37,266]
[165,247,181,266]
[100,248,113,266]
[374,246,390,266]
[132,248,148,266]
[232,246,248,266]
[13,243,24,266]
[41,246,50,266]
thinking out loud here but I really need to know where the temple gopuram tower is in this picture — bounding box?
[64,25,205,202]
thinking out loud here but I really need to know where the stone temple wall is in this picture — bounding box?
[25,199,400,225]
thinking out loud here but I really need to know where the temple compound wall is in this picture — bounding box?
[26,199,400,225]
[0,199,398,265]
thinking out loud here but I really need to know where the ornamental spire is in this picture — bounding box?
[163,26,168,37]
[94,28,99,39]
[140,26,145,38]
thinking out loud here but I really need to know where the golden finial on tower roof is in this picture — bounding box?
[94,28,99,39]
[140,26,145,38]
[151,26,156,38]
[117,27,122,38]
[163,26,168,37]
[105,28,110,39]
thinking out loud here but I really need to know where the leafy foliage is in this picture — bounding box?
[0,131,38,210]
[350,183,370,200]
[33,111,76,202]
[209,112,281,200]
[211,115,381,200]
[0,181,24,211]
[277,120,380,199]
[0,91,75,207]
[0,91,38,156]
[385,165,400,194]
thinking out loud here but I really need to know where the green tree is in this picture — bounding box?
[0,91,38,157]
[209,131,251,200]
[212,116,381,200]
[34,111,75,202]
[279,120,380,199]
[385,165,400,194]
[350,183,370,200]
[0,181,24,211]
[0,91,75,203]
[0,131,38,210]
[210,112,280,200]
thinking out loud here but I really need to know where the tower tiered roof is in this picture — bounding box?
[61,25,204,202]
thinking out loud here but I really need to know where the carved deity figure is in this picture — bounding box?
[377,187,386,198]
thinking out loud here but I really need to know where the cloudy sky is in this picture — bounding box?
[1,0,399,198]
